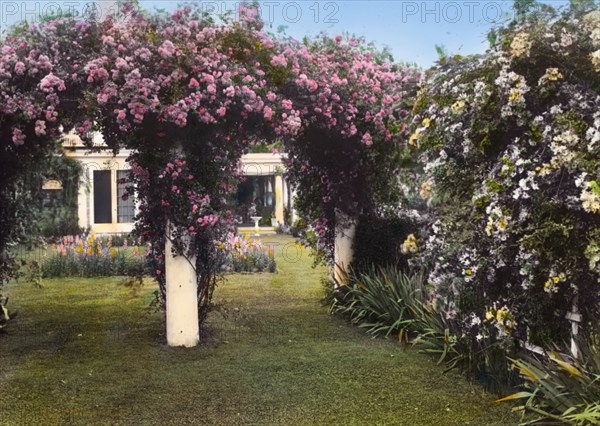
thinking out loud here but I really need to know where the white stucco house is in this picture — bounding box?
[61,132,295,235]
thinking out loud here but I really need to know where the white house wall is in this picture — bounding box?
[64,133,294,234]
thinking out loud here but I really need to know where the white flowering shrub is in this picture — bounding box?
[410,2,600,349]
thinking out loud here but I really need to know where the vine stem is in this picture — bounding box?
[164,232,197,275]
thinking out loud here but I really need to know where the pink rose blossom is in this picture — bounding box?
[34,120,46,136]
[12,128,25,145]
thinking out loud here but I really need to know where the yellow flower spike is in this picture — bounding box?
[421,118,431,128]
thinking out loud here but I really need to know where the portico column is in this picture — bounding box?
[165,232,199,347]
[274,174,284,225]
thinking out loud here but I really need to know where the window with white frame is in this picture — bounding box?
[92,169,135,224]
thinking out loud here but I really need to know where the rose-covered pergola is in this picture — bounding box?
[0,3,417,346]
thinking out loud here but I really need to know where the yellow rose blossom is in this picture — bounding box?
[496,308,508,323]
[401,234,418,254]
[497,219,507,231]
[419,179,433,199]
[510,32,531,57]
[485,220,494,236]
[536,163,554,176]
[544,273,566,294]
[546,68,563,81]
[508,88,523,103]
[591,50,600,73]
[451,100,466,114]
[409,129,421,146]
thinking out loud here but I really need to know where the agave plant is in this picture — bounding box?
[498,331,600,425]
[332,266,428,341]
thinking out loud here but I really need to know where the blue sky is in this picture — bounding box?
[0,0,572,68]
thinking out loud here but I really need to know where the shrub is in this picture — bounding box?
[290,218,308,238]
[350,213,414,274]
[408,2,600,353]
[259,207,274,226]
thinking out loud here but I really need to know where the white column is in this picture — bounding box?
[165,234,199,347]
[78,167,90,229]
[291,187,298,224]
[334,212,356,284]
[111,169,118,225]
[274,174,284,225]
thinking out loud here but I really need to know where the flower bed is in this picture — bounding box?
[42,234,148,278]
[218,233,276,273]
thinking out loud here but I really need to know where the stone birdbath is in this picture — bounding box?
[250,216,262,237]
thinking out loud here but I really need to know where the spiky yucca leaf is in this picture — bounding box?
[502,332,600,425]
[332,266,427,339]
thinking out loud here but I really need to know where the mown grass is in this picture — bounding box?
[0,235,519,425]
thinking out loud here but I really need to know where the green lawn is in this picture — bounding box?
[0,235,519,425]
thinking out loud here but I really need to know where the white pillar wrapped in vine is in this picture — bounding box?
[334,211,356,284]
[165,231,199,348]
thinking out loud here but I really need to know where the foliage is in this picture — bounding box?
[32,155,83,239]
[407,2,600,357]
[260,30,421,263]
[259,207,274,226]
[500,331,600,424]
[0,10,105,287]
[350,212,415,274]
[290,217,308,238]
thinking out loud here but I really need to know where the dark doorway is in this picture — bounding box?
[236,175,275,223]
[93,170,112,224]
